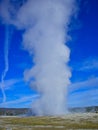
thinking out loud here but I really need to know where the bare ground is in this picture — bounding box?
[0,113,98,130]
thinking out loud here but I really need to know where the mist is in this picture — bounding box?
[0,0,77,115]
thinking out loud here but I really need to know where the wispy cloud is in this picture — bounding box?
[69,77,98,92]
[68,77,98,107]
[72,57,98,72]
[68,89,98,107]
[0,95,39,108]
[0,78,22,90]
[80,58,98,71]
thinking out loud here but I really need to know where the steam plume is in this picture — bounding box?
[1,26,10,103]
[0,0,77,115]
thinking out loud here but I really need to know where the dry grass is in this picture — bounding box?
[0,113,98,129]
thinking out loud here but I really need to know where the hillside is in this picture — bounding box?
[0,106,98,116]
[69,106,98,113]
[0,108,29,116]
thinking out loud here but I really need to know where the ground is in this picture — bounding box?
[0,113,98,130]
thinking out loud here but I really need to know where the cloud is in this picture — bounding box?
[68,77,98,107]
[68,89,98,107]
[0,78,22,90]
[79,58,98,71]
[69,77,98,92]
[0,95,39,108]
[72,57,98,72]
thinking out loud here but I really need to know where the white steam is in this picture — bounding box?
[0,0,77,115]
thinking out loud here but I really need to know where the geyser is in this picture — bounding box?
[0,0,77,115]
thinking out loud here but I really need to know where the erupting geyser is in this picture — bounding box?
[0,0,77,115]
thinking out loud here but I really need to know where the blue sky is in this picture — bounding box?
[0,0,98,108]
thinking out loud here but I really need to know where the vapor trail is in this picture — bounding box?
[1,25,10,103]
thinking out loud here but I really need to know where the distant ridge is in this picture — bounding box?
[69,106,98,113]
[0,106,98,116]
[0,108,29,116]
